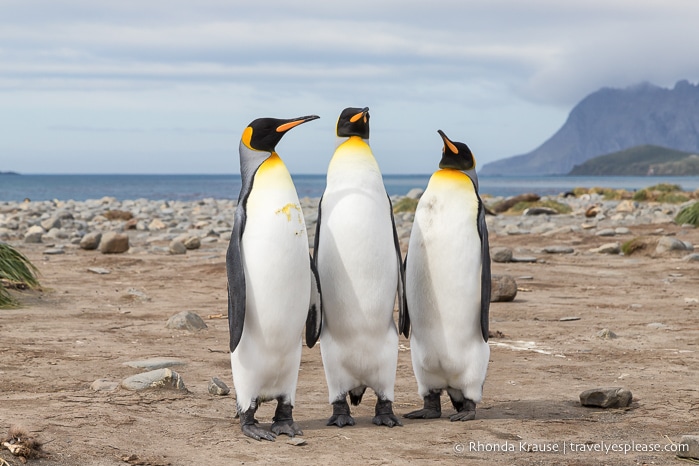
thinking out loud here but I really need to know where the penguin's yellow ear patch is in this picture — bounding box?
[350,111,364,123]
[445,139,459,155]
[241,126,253,148]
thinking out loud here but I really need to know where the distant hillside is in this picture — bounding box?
[480,80,699,176]
[568,145,699,176]
[0,171,19,175]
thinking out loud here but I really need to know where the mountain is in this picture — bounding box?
[480,80,699,176]
[567,144,699,176]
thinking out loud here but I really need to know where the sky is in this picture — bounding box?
[2,0,698,175]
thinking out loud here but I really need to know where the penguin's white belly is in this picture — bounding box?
[406,171,489,398]
[317,147,399,400]
[231,164,311,408]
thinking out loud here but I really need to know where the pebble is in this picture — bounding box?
[99,231,130,254]
[595,228,616,237]
[80,231,102,250]
[87,267,111,274]
[121,368,186,391]
[678,435,699,460]
[560,316,581,321]
[491,246,513,263]
[24,225,45,243]
[590,242,620,254]
[647,322,668,329]
[43,247,65,255]
[208,377,231,396]
[169,240,187,255]
[579,387,632,408]
[543,245,574,254]
[597,328,618,339]
[655,236,690,254]
[490,274,517,302]
[511,256,538,263]
[90,379,120,391]
[166,310,208,331]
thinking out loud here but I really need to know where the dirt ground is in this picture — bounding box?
[1,222,698,466]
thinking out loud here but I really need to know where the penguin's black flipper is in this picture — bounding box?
[306,255,322,348]
[477,196,491,342]
[388,194,409,338]
[226,204,247,353]
[401,253,410,338]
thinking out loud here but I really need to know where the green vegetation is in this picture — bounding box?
[675,201,699,226]
[621,237,650,256]
[0,243,41,308]
[568,145,699,176]
[632,183,689,203]
[508,199,572,214]
[392,197,419,213]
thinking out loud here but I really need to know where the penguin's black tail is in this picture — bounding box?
[349,387,367,406]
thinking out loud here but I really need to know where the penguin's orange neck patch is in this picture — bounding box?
[431,168,475,191]
[257,153,284,173]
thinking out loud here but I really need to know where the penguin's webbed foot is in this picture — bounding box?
[403,391,442,419]
[241,423,277,441]
[373,399,402,428]
[449,398,476,422]
[327,398,355,428]
[271,399,303,437]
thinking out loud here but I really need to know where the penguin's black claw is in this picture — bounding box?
[403,408,442,419]
[327,413,355,427]
[327,398,355,427]
[449,398,476,421]
[373,399,402,427]
[403,391,442,419]
[241,423,277,441]
[271,420,303,437]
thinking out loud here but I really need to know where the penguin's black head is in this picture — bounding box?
[336,107,370,139]
[437,130,475,171]
[241,115,319,152]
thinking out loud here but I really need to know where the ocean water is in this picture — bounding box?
[1,174,699,202]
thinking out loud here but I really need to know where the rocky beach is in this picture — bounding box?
[1,187,698,465]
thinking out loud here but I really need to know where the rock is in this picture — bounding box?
[169,240,187,255]
[123,358,186,371]
[647,322,668,329]
[614,227,631,235]
[148,219,167,231]
[80,231,102,250]
[87,267,111,274]
[125,218,139,230]
[24,225,45,243]
[405,188,424,199]
[655,236,688,254]
[491,246,513,263]
[99,231,129,254]
[678,435,699,460]
[43,247,65,255]
[523,207,558,216]
[166,310,208,331]
[543,245,574,254]
[683,253,699,262]
[493,193,540,213]
[184,236,201,250]
[208,377,231,396]
[490,274,517,302]
[615,200,636,213]
[91,379,120,391]
[597,328,617,339]
[559,316,581,321]
[590,242,620,254]
[121,368,186,391]
[511,256,538,263]
[41,216,62,231]
[579,387,632,408]
[595,228,616,237]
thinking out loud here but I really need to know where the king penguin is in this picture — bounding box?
[227,115,322,441]
[314,107,407,428]
[403,130,491,422]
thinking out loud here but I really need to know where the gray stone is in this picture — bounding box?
[43,247,65,255]
[87,267,111,274]
[511,256,538,263]
[614,227,631,235]
[123,358,186,370]
[405,188,424,199]
[597,328,617,339]
[169,240,187,255]
[591,242,621,254]
[491,246,513,263]
[579,387,632,408]
[678,435,699,460]
[120,368,186,391]
[99,231,129,254]
[595,228,616,237]
[91,379,120,391]
[208,377,231,396]
[683,253,699,262]
[184,236,201,250]
[166,310,208,331]
[80,231,102,250]
[543,245,574,254]
[655,236,688,254]
[490,274,517,302]
[560,316,581,321]
[148,218,167,231]
[24,225,45,243]
[647,322,668,329]
[40,216,62,231]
